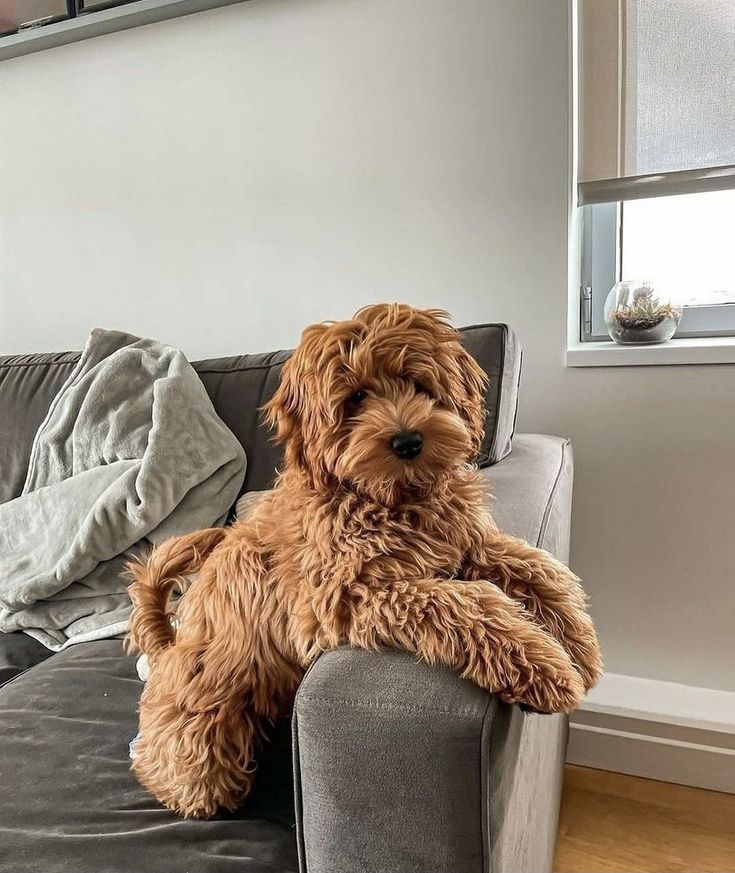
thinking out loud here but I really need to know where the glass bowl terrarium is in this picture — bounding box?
[604,280,682,345]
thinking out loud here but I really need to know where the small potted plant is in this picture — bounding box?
[604,281,682,345]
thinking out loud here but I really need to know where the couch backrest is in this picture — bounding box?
[0,324,520,504]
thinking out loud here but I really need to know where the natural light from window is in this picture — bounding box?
[621,189,735,308]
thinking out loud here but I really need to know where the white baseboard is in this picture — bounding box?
[568,672,735,794]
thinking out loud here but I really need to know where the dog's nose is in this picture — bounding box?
[391,430,423,460]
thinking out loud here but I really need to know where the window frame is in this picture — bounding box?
[570,0,735,366]
[580,197,735,344]
[77,0,138,14]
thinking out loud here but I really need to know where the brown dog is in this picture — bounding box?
[127,304,601,819]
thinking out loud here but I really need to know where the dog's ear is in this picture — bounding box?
[263,323,328,472]
[451,343,488,457]
[419,310,488,459]
[262,358,305,471]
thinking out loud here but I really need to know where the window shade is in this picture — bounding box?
[578,0,735,204]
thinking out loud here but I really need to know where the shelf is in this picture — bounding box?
[0,0,246,62]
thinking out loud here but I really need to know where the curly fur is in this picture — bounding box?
[127,303,602,819]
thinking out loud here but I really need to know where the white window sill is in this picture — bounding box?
[566,336,735,367]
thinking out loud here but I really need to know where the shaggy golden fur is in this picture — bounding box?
[127,304,601,819]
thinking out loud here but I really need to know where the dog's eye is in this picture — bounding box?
[348,389,367,405]
[414,381,429,395]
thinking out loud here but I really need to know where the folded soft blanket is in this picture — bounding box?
[0,329,246,650]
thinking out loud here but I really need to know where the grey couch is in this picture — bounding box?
[0,324,572,873]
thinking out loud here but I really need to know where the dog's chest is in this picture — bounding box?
[330,497,477,581]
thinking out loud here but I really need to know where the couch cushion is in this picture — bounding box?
[192,351,290,493]
[460,323,521,466]
[0,631,53,686]
[0,352,79,504]
[0,641,297,873]
[0,323,521,500]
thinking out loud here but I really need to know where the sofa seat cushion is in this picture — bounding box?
[0,641,297,873]
[0,631,53,686]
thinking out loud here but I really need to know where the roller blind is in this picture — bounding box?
[578,0,735,204]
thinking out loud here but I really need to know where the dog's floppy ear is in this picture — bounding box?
[452,343,488,457]
[263,323,328,472]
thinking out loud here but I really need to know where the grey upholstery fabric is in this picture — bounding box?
[0,323,521,500]
[486,703,569,873]
[193,351,291,492]
[294,433,573,873]
[0,631,52,686]
[0,641,298,873]
[484,434,574,562]
[0,352,78,505]
[294,649,496,873]
[460,323,521,466]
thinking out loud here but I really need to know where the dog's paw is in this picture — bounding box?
[500,629,586,714]
[570,650,603,695]
[564,633,603,694]
[502,665,585,714]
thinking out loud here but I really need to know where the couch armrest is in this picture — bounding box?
[293,434,574,873]
[293,647,567,873]
[483,433,574,562]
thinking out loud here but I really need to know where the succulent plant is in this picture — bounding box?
[611,292,679,331]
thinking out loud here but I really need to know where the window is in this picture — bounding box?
[77,0,137,12]
[576,0,735,348]
[582,190,735,341]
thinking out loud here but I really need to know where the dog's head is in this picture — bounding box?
[264,304,487,503]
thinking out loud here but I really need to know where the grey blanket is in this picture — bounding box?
[0,329,246,650]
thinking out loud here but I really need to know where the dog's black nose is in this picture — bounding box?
[391,430,423,460]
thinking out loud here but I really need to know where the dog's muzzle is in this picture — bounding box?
[390,430,423,460]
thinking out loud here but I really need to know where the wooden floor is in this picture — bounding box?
[553,766,735,873]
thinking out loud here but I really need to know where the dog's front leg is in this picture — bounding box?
[462,529,602,692]
[340,577,585,713]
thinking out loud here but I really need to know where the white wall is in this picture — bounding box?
[1,0,732,692]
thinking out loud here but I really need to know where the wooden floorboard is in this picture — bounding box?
[553,765,735,873]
